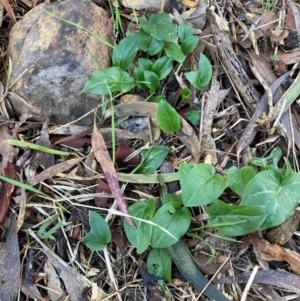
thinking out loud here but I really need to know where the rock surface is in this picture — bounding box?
[6,0,113,125]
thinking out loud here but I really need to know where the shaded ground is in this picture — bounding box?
[1,0,300,300]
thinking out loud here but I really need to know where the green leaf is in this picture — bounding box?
[178,23,194,41]
[227,166,256,196]
[178,163,193,180]
[83,67,134,95]
[151,201,191,248]
[181,36,199,55]
[164,43,186,63]
[147,248,172,282]
[206,200,267,236]
[144,70,160,91]
[180,163,226,206]
[83,211,111,251]
[161,193,183,206]
[37,214,63,240]
[123,200,155,253]
[0,175,47,196]
[148,95,167,103]
[198,53,213,87]
[248,147,282,170]
[152,56,173,80]
[135,145,169,175]
[185,110,200,126]
[112,33,139,70]
[157,100,181,133]
[181,87,191,101]
[138,29,165,55]
[138,58,153,71]
[6,139,69,156]
[134,67,147,91]
[139,13,178,43]
[241,169,300,230]
[185,54,212,90]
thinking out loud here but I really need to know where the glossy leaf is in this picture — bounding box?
[157,100,181,133]
[152,56,173,80]
[178,22,194,41]
[144,70,160,91]
[181,36,199,55]
[147,248,172,282]
[180,163,226,206]
[164,43,186,63]
[139,13,178,43]
[248,147,282,170]
[207,200,267,236]
[123,200,155,253]
[138,29,165,55]
[83,67,134,95]
[185,54,212,90]
[185,109,200,126]
[227,166,256,196]
[134,67,148,91]
[151,201,191,248]
[112,33,139,70]
[138,58,153,71]
[135,145,169,175]
[83,211,111,251]
[241,169,300,230]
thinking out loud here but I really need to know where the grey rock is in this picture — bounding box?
[6,0,113,125]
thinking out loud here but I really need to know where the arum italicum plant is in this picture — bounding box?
[81,10,300,291]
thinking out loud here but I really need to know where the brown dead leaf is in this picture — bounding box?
[94,178,111,208]
[115,143,140,168]
[44,260,64,301]
[267,26,289,43]
[214,270,300,294]
[0,162,18,229]
[253,11,276,39]
[264,211,299,245]
[0,214,20,301]
[31,117,55,171]
[92,123,133,225]
[29,231,90,301]
[28,157,83,186]
[248,233,300,275]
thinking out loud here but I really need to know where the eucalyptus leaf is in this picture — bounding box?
[207,200,267,236]
[180,163,226,206]
[151,201,191,248]
[240,169,300,230]
[83,67,134,95]
[147,248,172,282]
[157,100,181,133]
[83,211,111,251]
[112,33,140,70]
[227,166,256,196]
